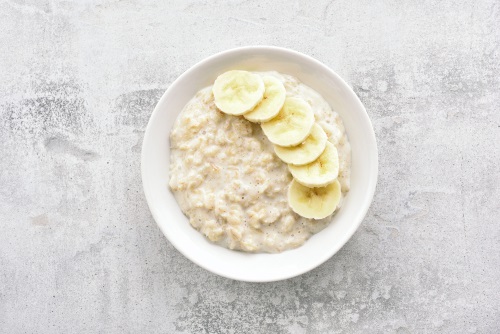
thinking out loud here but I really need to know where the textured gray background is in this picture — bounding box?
[1,0,499,333]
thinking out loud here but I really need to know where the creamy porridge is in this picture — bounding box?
[169,71,351,253]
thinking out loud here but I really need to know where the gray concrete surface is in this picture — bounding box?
[1,0,499,333]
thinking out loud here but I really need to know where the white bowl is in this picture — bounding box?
[141,46,378,282]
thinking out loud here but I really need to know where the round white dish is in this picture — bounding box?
[141,46,378,282]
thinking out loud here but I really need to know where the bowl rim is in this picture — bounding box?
[141,45,378,282]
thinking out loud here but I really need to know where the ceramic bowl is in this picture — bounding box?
[141,46,378,282]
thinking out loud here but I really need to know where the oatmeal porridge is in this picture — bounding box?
[169,71,351,253]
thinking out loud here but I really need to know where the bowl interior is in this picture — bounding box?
[141,47,378,282]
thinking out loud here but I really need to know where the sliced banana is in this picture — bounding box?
[244,76,286,123]
[213,70,265,115]
[288,142,339,187]
[274,123,327,165]
[261,97,314,147]
[288,179,341,219]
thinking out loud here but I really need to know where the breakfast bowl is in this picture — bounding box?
[141,46,378,282]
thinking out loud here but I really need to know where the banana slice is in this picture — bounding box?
[261,97,314,147]
[244,76,286,123]
[288,142,339,187]
[288,179,341,219]
[213,70,265,115]
[274,123,327,165]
